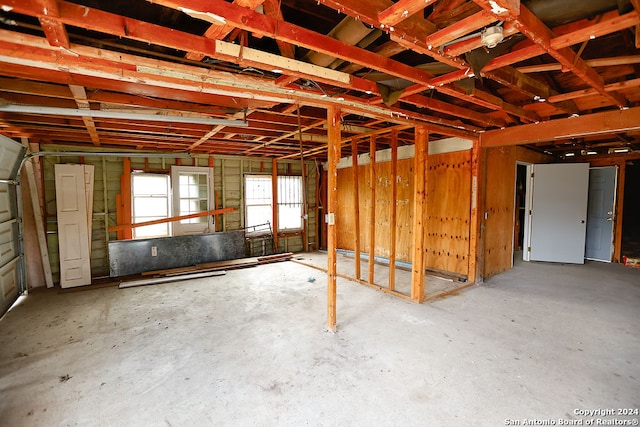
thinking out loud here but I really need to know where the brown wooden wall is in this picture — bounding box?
[483,146,552,278]
[336,149,472,277]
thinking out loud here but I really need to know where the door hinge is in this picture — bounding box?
[527,246,531,252]
[530,172,534,178]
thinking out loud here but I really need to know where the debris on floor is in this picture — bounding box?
[623,256,640,268]
[118,253,294,289]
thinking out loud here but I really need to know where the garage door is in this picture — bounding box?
[0,135,26,316]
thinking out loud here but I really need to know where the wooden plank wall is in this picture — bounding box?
[336,149,472,277]
[483,146,552,278]
[39,148,316,284]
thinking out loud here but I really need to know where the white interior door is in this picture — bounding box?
[585,167,617,262]
[55,164,93,288]
[527,163,590,264]
[0,135,26,316]
[171,166,215,235]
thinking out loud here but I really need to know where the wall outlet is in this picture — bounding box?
[151,246,157,257]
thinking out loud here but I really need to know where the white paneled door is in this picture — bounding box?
[55,164,94,288]
[526,163,590,264]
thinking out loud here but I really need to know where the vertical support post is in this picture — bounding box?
[221,158,227,232]
[411,126,428,302]
[389,129,398,291]
[327,105,341,332]
[368,135,376,285]
[351,138,361,280]
[613,161,625,263]
[468,138,481,283]
[272,158,279,253]
[121,158,132,240]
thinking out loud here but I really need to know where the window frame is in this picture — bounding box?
[131,172,171,239]
[244,174,303,234]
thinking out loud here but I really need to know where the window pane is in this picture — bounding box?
[134,223,170,239]
[132,173,170,239]
[246,205,272,229]
[134,197,168,217]
[277,176,303,230]
[245,175,273,230]
[279,205,302,230]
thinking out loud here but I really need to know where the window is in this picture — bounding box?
[171,166,215,235]
[131,173,170,239]
[244,175,303,232]
[131,166,215,239]
[278,175,303,231]
[245,175,273,230]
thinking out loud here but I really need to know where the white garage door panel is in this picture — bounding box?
[0,135,25,316]
[0,258,18,301]
[0,183,12,224]
[0,143,23,180]
[0,220,17,267]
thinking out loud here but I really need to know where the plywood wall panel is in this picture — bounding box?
[337,159,414,262]
[337,150,472,277]
[424,150,471,276]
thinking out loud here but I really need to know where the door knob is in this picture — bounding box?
[607,217,613,222]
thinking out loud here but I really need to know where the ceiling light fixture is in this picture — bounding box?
[481,25,504,49]
[0,105,248,127]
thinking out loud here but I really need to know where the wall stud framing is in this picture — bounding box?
[389,129,398,291]
[327,105,341,332]
[351,137,361,280]
[411,126,428,302]
[368,135,376,285]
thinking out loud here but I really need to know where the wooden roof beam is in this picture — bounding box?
[35,0,70,49]
[378,0,438,28]
[68,84,100,145]
[424,10,497,49]
[517,55,640,73]
[474,2,632,108]
[262,0,295,59]
[481,106,640,147]
[183,0,265,61]
[0,31,475,138]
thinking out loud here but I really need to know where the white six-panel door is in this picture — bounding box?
[55,164,93,288]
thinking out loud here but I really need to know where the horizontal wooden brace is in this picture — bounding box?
[108,207,235,232]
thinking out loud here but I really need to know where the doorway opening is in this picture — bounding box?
[621,161,640,259]
[514,164,528,255]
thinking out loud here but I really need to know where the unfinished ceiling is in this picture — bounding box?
[0,0,639,159]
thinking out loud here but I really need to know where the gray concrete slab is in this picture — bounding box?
[1,255,639,426]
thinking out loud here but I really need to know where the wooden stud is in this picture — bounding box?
[368,135,376,285]
[327,105,341,332]
[272,158,279,253]
[388,130,398,291]
[411,126,428,302]
[351,137,361,280]
[24,159,54,288]
[467,138,481,284]
[121,157,132,240]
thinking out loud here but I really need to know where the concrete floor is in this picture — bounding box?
[1,254,639,426]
